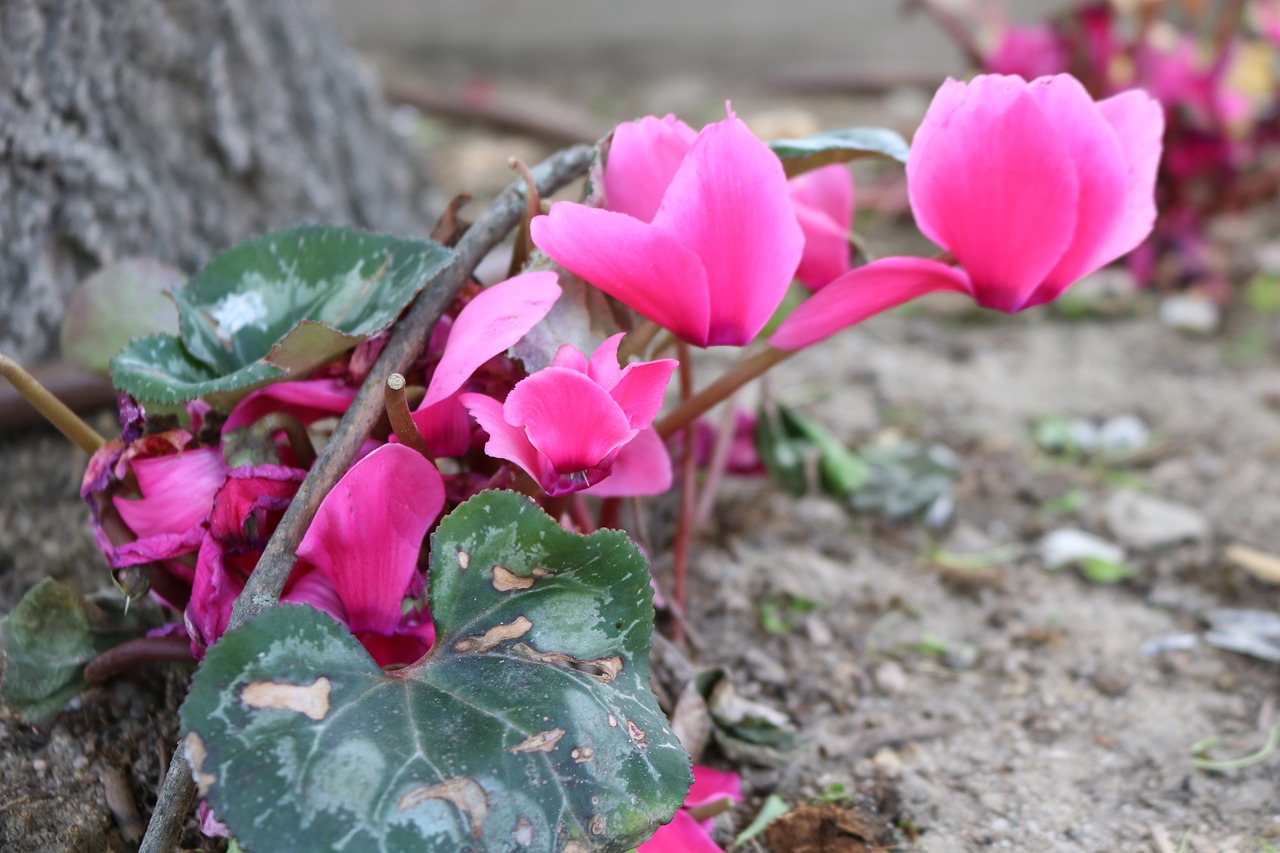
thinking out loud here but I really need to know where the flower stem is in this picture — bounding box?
[384,373,432,459]
[257,412,318,469]
[83,635,195,684]
[656,345,794,440]
[0,354,105,454]
[671,342,697,644]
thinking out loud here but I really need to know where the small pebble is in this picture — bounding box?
[873,747,903,778]
[1090,670,1131,697]
[874,661,908,695]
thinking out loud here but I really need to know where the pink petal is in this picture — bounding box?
[581,427,673,498]
[651,114,805,346]
[281,569,349,625]
[503,368,634,474]
[222,378,356,433]
[531,204,712,346]
[186,537,245,656]
[791,165,855,289]
[410,394,477,459]
[636,811,723,853]
[769,257,974,350]
[687,766,743,809]
[985,25,1069,79]
[1027,75,1129,297]
[459,393,546,485]
[113,446,229,540]
[604,114,697,222]
[295,444,444,635]
[906,75,1079,310]
[607,358,678,430]
[421,271,562,409]
[585,333,626,390]
[552,343,590,374]
[207,465,306,551]
[1056,88,1164,288]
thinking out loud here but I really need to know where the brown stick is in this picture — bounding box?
[384,373,432,458]
[385,80,605,148]
[138,143,593,853]
[0,355,107,453]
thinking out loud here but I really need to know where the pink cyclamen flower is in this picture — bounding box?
[983,24,1069,80]
[459,334,677,497]
[770,74,1163,350]
[637,766,742,852]
[532,108,804,347]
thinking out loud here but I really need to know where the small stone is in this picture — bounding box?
[32,759,48,773]
[872,747,903,778]
[805,615,834,647]
[1097,415,1149,455]
[873,661,908,695]
[1105,490,1211,550]
[1039,529,1126,570]
[1157,295,1220,334]
[1090,670,1131,697]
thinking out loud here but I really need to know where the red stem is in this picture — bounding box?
[598,497,622,530]
[83,635,195,684]
[671,342,697,645]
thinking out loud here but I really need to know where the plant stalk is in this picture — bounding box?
[139,143,594,853]
[656,345,794,440]
[0,354,106,454]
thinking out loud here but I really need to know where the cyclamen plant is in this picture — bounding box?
[0,72,1162,852]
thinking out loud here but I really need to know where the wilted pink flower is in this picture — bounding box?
[637,766,742,852]
[771,74,1163,349]
[460,334,677,497]
[532,108,803,347]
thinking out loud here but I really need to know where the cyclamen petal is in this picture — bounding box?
[113,446,229,541]
[769,258,973,350]
[790,164,855,290]
[605,114,697,222]
[222,377,356,434]
[295,444,445,636]
[504,369,636,475]
[581,427,673,498]
[421,271,562,409]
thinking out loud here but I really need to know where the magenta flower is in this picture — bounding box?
[409,271,562,458]
[531,108,803,347]
[983,24,1069,80]
[459,334,677,497]
[771,74,1163,350]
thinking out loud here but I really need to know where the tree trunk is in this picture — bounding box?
[0,0,435,362]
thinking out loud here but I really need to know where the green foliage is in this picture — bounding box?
[734,794,791,846]
[60,258,184,373]
[755,405,867,498]
[181,491,690,853]
[1080,557,1139,585]
[0,580,156,725]
[848,442,958,519]
[770,127,911,178]
[111,226,454,406]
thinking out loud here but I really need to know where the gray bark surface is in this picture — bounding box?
[1,0,434,362]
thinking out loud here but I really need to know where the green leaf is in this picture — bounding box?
[1080,556,1138,585]
[111,226,454,405]
[733,794,791,847]
[770,127,910,178]
[0,580,156,725]
[755,405,867,498]
[181,491,690,853]
[60,258,184,373]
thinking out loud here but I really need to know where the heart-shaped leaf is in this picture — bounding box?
[0,580,158,725]
[111,226,455,405]
[181,491,690,852]
[770,127,910,177]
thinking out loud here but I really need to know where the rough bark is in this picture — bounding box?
[0,0,434,362]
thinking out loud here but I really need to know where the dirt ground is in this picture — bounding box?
[3,48,1280,853]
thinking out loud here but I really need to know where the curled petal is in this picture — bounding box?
[604,114,697,222]
[608,358,678,430]
[532,204,712,346]
[222,378,356,433]
[1027,75,1128,296]
[652,114,805,345]
[582,427,673,498]
[422,270,562,409]
[791,165,855,289]
[113,446,228,546]
[769,258,973,350]
[459,393,544,485]
[295,444,444,635]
